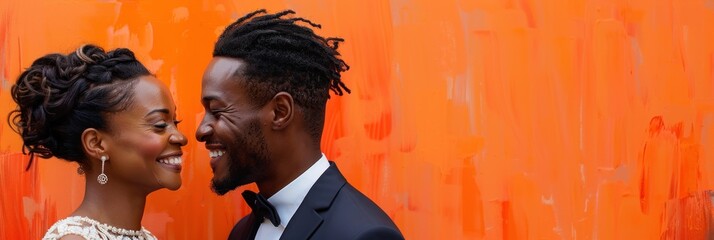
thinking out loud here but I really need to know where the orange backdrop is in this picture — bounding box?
[2,0,714,239]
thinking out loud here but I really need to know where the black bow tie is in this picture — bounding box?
[242,190,281,227]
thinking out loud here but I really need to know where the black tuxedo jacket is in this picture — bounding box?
[228,162,404,240]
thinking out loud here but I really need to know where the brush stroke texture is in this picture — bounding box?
[1,0,713,239]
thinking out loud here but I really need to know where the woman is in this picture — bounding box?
[8,44,187,240]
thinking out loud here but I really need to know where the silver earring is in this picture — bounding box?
[97,156,108,184]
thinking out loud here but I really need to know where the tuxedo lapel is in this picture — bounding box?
[279,162,347,240]
[279,207,322,240]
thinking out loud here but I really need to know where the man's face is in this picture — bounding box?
[196,57,271,195]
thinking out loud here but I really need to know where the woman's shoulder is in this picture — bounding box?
[41,216,94,240]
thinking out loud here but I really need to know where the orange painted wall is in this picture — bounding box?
[2,0,714,239]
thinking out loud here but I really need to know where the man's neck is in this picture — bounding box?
[257,150,322,198]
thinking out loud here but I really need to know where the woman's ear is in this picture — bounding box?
[81,128,108,160]
[271,92,294,130]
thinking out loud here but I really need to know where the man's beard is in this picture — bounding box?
[211,120,270,195]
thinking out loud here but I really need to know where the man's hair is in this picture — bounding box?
[213,9,350,141]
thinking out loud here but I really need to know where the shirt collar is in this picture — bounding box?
[265,153,330,226]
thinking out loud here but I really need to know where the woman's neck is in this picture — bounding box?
[71,178,149,230]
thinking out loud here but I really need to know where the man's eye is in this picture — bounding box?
[154,123,168,129]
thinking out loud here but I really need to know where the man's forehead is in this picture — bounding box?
[205,57,245,78]
[201,57,249,102]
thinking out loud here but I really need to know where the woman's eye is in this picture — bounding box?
[154,123,168,129]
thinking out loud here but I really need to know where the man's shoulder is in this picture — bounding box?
[313,182,403,239]
[330,183,395,222]
[335,183,385,209]
[285,162,404,239]
[351,225,405,240]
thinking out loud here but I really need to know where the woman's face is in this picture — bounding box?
[102,75,187,192]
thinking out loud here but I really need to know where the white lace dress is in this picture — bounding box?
[42,216,157,240]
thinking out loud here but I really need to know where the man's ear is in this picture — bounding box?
[81,128,108,160]
[270,92,294,130]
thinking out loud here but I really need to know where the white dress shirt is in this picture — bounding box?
[254,153,330,240]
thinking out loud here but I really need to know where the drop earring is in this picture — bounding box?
[97,155,108,184]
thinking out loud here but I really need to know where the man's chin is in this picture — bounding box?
[210,177,248,196]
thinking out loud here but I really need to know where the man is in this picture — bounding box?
[196,9,404,240]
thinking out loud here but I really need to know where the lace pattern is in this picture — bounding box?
[42,216,157,240]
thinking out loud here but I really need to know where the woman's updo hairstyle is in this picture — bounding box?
[8,44,150,170]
